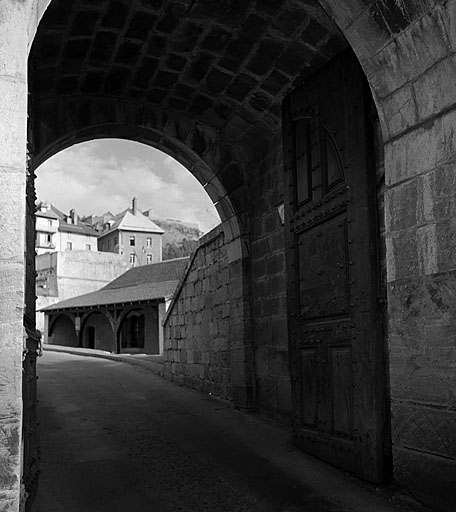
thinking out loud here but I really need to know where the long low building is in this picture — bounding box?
[42,257,189,355]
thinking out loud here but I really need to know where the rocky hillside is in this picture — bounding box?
[152,218,202,260]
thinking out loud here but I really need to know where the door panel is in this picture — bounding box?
[283,51,384,483]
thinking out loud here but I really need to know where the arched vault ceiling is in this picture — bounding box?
[30,0,347,149]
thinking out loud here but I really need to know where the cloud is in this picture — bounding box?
[36,140,220,233]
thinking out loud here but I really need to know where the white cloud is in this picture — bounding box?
[36,140,220,233]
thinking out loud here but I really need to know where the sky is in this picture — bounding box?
[35,139,220,234]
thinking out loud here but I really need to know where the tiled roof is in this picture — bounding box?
[58,222,98,236]
[99,209,164,237]
[42,281,179,310]
[36,209,59,220]
[106,257,188,289]
[42,257,189,312]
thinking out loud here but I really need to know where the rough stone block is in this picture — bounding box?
[392,401,456,459]
[366,9,449,99]
[255,377,277,410]
[254,347,269,377]
[393,445,456,512]
[414,55,456,122]
[269,349,289,378]
[0,79,27,170]
[388,272,456,405]
[276,378,292,413]
[381,83,418,139]
[436,219,456,272]
[386,230,419,281]
[0,262,25,324]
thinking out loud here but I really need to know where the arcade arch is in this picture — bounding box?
[81,312,116,352]
[47,313,78,347]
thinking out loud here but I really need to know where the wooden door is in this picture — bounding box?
[283,51,385,483]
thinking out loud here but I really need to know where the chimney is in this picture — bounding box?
[70,209,77,225]
[132,197,138,215]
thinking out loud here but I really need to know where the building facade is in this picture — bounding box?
[98,198,164,266]
[36,202,98,253]
[42,258,189,355]
[36,250,128,331]
[35,203,59,254]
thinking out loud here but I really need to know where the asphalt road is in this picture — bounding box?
[33,351,413,512]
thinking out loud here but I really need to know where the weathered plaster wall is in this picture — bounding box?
[56,251,127,300]
[250,135,290,423]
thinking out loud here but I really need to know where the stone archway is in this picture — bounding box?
[1,1,455,511]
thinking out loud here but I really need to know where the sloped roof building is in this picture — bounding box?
[97,197,164,267]
[42,257,189,355]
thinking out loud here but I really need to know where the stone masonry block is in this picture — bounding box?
[343,5,389,64]
[392,401,456,459]
[269,349,289,378]
[255,376,277,410]
[319,0,368,31]
[416,223,438,276]
[436,218,456,272]
[254,347,269,377]
[381,83,418,139]
[276,378,292,414]
[388,272,456,405]
[421,164,456,223]
[441,0,456,53]
[414,55,456,122]
[0,79,27,170]
[365,8,449,100]
[0,262,25,324]
[393,445,456,512]
[384,119,441,187]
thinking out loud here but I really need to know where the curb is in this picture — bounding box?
[42,345,165,377]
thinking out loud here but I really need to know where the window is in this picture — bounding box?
[107,239,111,250]
[66,241,72,250]
[86,244,91,251]
[130,236,135,246]
[146,254,153,264]
[100,242,104,251]
[114,236,118,245]
[129,253,136,264]
[47,234,52,243]
[146,237,152,248]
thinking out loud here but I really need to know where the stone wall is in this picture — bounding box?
[0,2,29,510]
[250,134,290,423]
[163,225,233,399]
[0,1,451,511]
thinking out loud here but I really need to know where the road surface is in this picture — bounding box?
[33,351,414,512]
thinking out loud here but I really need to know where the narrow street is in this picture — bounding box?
[33,351,411,512]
